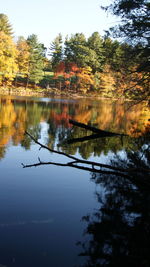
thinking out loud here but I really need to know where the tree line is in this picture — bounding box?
[0,0,149,100]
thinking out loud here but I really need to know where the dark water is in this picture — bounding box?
[0,95,149,267]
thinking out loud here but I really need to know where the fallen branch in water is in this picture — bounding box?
[22,132,150,184]
[64,133,107,144]
[69,119,128,137]
[60,119,127,145]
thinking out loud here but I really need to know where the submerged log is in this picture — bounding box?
[66,133,106,144]
[69,119,127,137]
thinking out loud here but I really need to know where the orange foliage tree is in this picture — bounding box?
[53,62,95,92]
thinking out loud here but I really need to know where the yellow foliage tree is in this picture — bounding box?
[98,65,116,96]
[16,37,30,75]
[77,66,94,93]
[0,31,18,85]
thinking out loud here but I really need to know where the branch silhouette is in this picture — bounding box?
[22,131,150,182]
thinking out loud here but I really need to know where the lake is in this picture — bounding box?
[0,95,149,267]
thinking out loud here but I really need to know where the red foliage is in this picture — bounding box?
[64,80,70,85]
[54,61,79,78]
[67,62,78,72]
[55,61,65,77]
[64,73,71,79]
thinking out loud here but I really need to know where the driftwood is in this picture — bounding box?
[69,119,127,137]
[22,132,150,184]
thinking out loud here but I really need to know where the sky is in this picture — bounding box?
[1,0,116,48]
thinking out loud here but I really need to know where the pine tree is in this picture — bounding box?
[27,34,46,85]
[87,32,105,72]
[64,33,87,66]
[88,32,104,61]
[49,33,63,70]
[64,33,104,73]
[0,14,13,36]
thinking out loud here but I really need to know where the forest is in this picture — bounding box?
[0,0,149,100]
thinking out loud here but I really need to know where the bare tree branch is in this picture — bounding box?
[22,160,131,178]
[23,132,150,183]
[25,131,78,161]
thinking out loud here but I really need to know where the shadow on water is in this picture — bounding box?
[77,133,150,267]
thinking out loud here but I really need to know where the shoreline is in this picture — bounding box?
[0,86,148,103]
[0,86,116,100]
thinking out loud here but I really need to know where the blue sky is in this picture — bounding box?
[1,0,115,47]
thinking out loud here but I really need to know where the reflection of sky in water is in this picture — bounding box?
[0,137,100,266]
[0,218,54,227]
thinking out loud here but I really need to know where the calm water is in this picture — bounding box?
[0,95,149,267]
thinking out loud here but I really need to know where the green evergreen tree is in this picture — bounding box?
[49,33,63,70]
[103,38,126,71]
[64,33,87,66]
[64,33,104,73]
[102,0,150,71]
[0,13,13,36]
[27,34,46,85]
[87,32,105,72]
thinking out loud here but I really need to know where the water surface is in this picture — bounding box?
[0,95,149,267]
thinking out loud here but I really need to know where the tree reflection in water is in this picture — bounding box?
[78,134,150,267]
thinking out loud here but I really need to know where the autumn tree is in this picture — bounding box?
[27,34,46,85]
[0,31,18,85]
[76,66,94,93]
[97,65,116,96]
[16,36,30,75]
[0,13,13,36]
[54,61,65,77]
